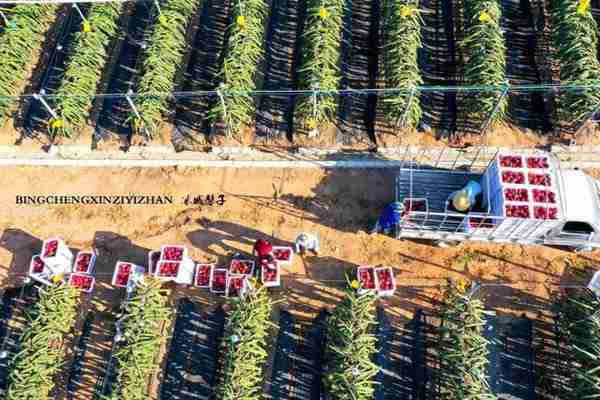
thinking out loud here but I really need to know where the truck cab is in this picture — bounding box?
[393,151,600,251]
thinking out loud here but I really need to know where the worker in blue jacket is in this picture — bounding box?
[371,201,404,235]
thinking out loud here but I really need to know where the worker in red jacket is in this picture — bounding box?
[253,238,273,263]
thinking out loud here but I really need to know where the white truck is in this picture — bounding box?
[394,151,600,251]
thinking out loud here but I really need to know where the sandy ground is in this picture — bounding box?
[0,166,599,398]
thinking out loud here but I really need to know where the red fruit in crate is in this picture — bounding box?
[504,188,528,202]
[71,274,93,290]
[377,269,394,291]
[230,260,253,275]
[212,271,227,291]
[526,157,549,169]
[228,277,244,296]
[31,256,45,273]
[501,171,525,184]
[76,253,91,272]
[273,248,291,261]
[196,265,211,286]
[528,173,551,186]
[358,268,375,289]
[44,240,58,258]
[263,264,278,282]
[159,262,179,277]
[500,156,523,168]
[115,263,132,286]
[163,246,183,261]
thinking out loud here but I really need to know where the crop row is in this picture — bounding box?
[2,277,600,398]
[0,1,598,142]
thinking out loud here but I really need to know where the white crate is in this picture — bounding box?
[229,259,255,276]
[160,245,188,262]
[40,238,73,270]
[210,268,228,294]
[73,251,96,274]
[112,261,144,288]
[272,246,293,266]
[374,267,396,297]
[194,263,214,288]
[147,250,161,275]
[588,270,600,298]
[261,261,281,287]
[356,266,376,291]
[225,274,248,298]
[175,257,195,285]
[68,273,95,293]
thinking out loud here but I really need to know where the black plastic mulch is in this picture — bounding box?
[159,298,225,400]
[0,285,40,396]
[66,312,117,400]
[376,308,432,400]
[174,0,231,139]
[501,0,552,132]
[22,4,91,137]
[92,318,119,400]
[96,1,156,140]
[269,309,327,400]
[254,0,305,140]
[337,0,379,146]
[418,0,460,137]
[485,315,536,400]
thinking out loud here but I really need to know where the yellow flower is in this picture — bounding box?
[82,21,91,33]
[400,5,414,19]
[307,118,317,129]
[236,15,246,28]
[159,14,168,26]
[51,119,64,129]
[577,0,591,15]
[478,10,492,23]
[319,6,330,20]
[456,279,468,293]
[350,279,360,289]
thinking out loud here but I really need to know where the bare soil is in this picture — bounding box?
[0,166,598,398]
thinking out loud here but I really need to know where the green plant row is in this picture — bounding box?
[382,0,423,129]
[209,0,269,137]
[295,0,346,132]
[436,281,496,400]
[105,278,172,400]
[555,289,600,399]
[6,284,79,400]
[323,286,379,400]
[50,3,125,139]
[461,0,507,125]
[548,0,600,126]
[131,0,201,138]
[216,286,274,400]
[0,5,57,121]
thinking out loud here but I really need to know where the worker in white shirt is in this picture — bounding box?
[295,233,319,255]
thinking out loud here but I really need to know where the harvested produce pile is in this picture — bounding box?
[0,4,57,120]
[323,287,379,399]
[295,0,345,133]
[382,0,423,128]
[461,0,507,125]
[106,278,172,400]
[131,0,201,138]
[51,3,125,138]
[436,281,496,399]
[6,284,79,400]
[216,286,274,400]
[555,289,600,399]
[209,0,269,136]
[547,0,600,126]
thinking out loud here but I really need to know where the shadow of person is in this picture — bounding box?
[299,255,357,282]
[0,229,44,284]
[187,218,295,262]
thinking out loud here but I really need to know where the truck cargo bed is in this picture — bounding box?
[395,168,483,213]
